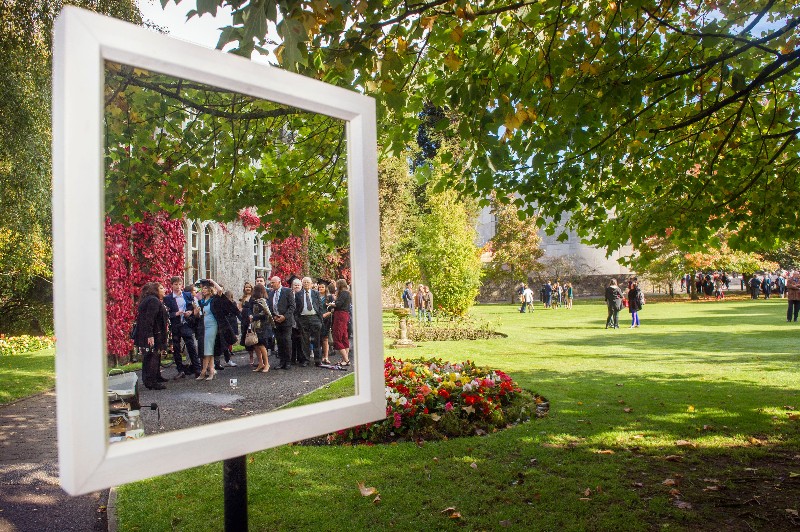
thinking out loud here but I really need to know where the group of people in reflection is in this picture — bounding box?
[133,274,354,391]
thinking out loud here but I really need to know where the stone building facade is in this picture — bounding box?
[182,219,271,294]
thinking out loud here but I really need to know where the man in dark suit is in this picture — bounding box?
[295,276,324,367]
[268,275,296,370]
[163,276,200,377]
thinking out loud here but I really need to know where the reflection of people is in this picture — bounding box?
[239,282,255,367]
[331,279,351,366]
[268,276,296,370]
[604,279,624,329]
[134,282,169,390]
[319,282,334,364]
[250,283,273,372]
[295,276,324,367]
[196,279,221,380]
[163,276,200,378]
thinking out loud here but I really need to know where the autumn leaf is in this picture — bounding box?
[623,407,633,413]
[596,449,615,454]
[665,455,684,462]
[470,462,478,469]
[673,500,692,510]
[583,488,591,496]
[441,507,461,519]
[675,440,694,447]
[357,482,377,496]
[662,478,677,486]
[372,495,381,505]
[669,488,681,496]
[687,405,695,412]
[443,51,462,71]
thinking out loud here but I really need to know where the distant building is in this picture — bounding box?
[476,205,632,276]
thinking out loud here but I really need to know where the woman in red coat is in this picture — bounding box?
[330,279,351,366]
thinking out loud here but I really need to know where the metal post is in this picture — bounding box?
[223,455,247,532]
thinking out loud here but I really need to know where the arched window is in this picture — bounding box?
[203,223,213,279]
[185,220,199,286]
[254,234,270,279]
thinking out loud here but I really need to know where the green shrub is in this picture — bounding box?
[0,334,56,356]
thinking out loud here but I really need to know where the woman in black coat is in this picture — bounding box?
[604,279,624,329]
[627,282,643,328]
[250,283,274,372]
[134,282,169,390]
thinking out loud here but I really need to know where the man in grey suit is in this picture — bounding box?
[295,276,324,367]
[268,276,296,370]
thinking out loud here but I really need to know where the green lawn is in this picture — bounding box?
[0,348,55,405]
[110,299,800,530]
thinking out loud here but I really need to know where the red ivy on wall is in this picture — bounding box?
[105,212,185,359]
[269,232,308,285]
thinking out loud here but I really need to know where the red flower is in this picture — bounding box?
[437,388,450,399]
[464,395,477,405]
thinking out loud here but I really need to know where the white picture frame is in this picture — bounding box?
[52,6,383,496]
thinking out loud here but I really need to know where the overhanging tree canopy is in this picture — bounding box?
[179,0,800,253]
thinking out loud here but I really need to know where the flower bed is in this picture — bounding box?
[328,357,546,444]
[385,317,506,342]
[0,335,56,357]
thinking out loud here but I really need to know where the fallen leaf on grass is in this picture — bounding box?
[470,462,478,469]
[293,451,299,455]
[499,519,512,527]
[584,488,592,496]
[632,434,644,439]
[372,495,381,505]
[788,414,800,421]
[702,478,720,483]
[673,500,692,510]
[784,405,796,411]
[669,489,681,496]
[662,478,677,486]
[616,383,623,387]
[596,449,615,454]
[665,455,684,462]
[748,436,765,445]
[675,440,694,447]
[703,485,720,491]
[618,400,625,404]
[357,482,377,496]
[623,408,633,413]
[789,472,800,478]
[632,482,644,488]
[577,401,583,405]
[441,507,461,519]
[786,509,799,516]
[97,506,107,513]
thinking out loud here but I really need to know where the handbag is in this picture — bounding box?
[244,327,258,347]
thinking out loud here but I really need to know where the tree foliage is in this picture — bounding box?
[416,188,483,316]
[629,230,779,293]
[104,63,349,242]
[485,193,543,284]
[379,155,421,296]
[0,0,143,333]
[192,0,800,254]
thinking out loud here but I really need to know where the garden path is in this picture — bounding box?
[0,349,352,531]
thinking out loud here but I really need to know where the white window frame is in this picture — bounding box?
[254,233,270,279]
[185,219,200,287]
[52,6,382,495]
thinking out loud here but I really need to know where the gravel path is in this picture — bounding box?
[0,349,352,531]
[136,350,352,434]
